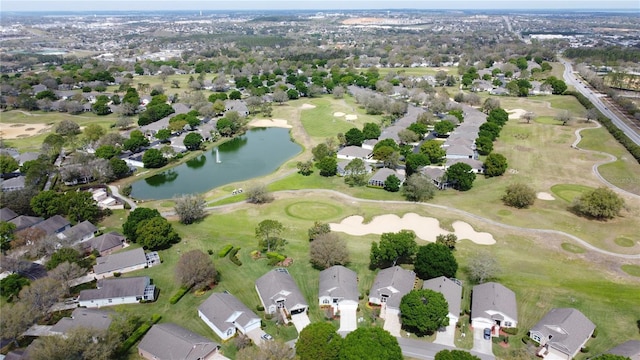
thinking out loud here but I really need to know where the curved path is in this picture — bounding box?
[571,121,640,200]
[109,185,137,210]
[199,188,640,260]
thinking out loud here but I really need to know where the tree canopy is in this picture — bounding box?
[296,322,343,360]
[400,289,449,336]
[173,193,206,224]
[483,153,508,177]
[256,219,285,252]
[445,163,476,191]
[175,249,217,291]
[435,350,481,360]
[339,327,402,360]
[572,187,625,220]
[370,230,417,269]
[414,243,458,280]
[310,232,349,269]
[502,183,536,209]
[403,174,437,202]
[135,217,180,250]
[142,148,168,168]
[345,128,365,147]
[123,207,161,242]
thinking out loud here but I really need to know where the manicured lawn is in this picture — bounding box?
[560,242,586,253]
[621,265,640,277]
[550,184,595,203]
[614,236,636,248]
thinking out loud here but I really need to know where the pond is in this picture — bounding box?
[130,127,301,200]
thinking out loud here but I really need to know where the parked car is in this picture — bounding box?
[483,328,491,340]
[261,333,273,341]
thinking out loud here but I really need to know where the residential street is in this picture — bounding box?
[398,337,495,360]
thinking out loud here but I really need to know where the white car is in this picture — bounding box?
[261,333,273,341]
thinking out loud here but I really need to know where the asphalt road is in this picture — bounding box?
[398,337,494,360]
[560,58,640,146]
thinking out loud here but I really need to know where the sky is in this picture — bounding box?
[1,0,639,12]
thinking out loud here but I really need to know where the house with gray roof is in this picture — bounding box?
[607,340,640,360]
[422,167,449,189]
[445,144,477,160]
[198,292,261,341]
[78,276,156,308]
[9,215,44,231]
[225,100,249,116]
[337,160,373,177]
[319,265,359,313]
[94,247,156,279]
[529,308,595,360]
[423,276,462,326]
[57,220,98,244]
[50,308,112,336]
[33,215,71,236]
[83,231,125,256]
[138,323,220,360]
[337,146,373,162]
[368,266,416,314]
[16,152,39,166]
[255,268,308,316]
[471,282,518,329]
[0,176,26,192]
[0,207,18,222]
[368,168,405,188]
[446,158,484,174]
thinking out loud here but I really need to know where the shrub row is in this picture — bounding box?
[266,252,286,266]
[229,247,242,266]
[169,286,190,305]
[566,91,640,162]
[502,327,519,335]
[218,244,233,258]
[118,314,162,354]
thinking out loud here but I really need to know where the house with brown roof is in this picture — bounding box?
[138,323,220,360]
[78,276,156,308]
[198,292,261,341]
[529,308,595,360]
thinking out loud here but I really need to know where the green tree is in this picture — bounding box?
[445,163,476,191]
[344,158,368,186]
[475,136,494,156]
[297,160,314,176]
[109,158,130,179]
[318,156,337,177]
[123,207,161,242]
[434,120,455,136]
[312,143,334,162]
[308,221,331,241]
[370,230,417,269]
[155,128,172,143]
[142,148,168,168]
[414,243,458,280]
[0,154,19,173]
[183,133,203,151]
[436,234,458,250]
[123,130,149,153]
[487,108,509,127]
[255,219,285,252]
[362,122,381,139]
[339,327,402,360]
[296,322,343,360]
[400,289,449,336]
[435,350,481,360]
[245,183,274,204]
[62,191,101,223]
[403,174,437,202]
[384,174,401,192]
[135,217,180,250]
[0,274,29,300]
[545,76,568,95]
[46,247,82,270]
[405,153,430,176]
[484,153,508,177]
[420,140,446,165]
[95,145,121,159]
[502,183,536,209]
[287,88,299,100]
[479,122,501,141]
[345,128,365,147]
[30,190,63,218]
[572,187,625,220]
[55,119,81,136]
[0,221,17,253]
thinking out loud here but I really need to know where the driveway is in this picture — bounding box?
[383,312,402,337]
[290,312,310,333]
[338,304,358,333]
[246,328,268,347]
[433,321,456,347]
[471,327,493,355]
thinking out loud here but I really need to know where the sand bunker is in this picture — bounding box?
[248,118,292,129]
[333,112,346,117]
[330,213,495,245]
[345,114,358,121]
[300,103,316,110]
[537,192,555,201]
[0,123,52,139]
[507,108,527,120]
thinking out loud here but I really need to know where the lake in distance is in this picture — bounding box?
[130,127,301,200]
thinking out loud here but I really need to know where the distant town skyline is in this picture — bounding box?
[1,0,639,12]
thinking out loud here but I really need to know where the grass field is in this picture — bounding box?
[550,184,595,203]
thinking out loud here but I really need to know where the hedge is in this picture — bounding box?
[229,247,242,266]
[118,314,162,354]
[266,252,286,265]
[218,244,233,258]
[566,91,640,162]
[169,286,190,305]
[502,327,519,335]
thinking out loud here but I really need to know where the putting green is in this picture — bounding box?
[561,242,586,254]
[497,209,512,216]
[551,184,595,203]
[614,236,636,248]
[285,201,343,221]
[621,265,640,277]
